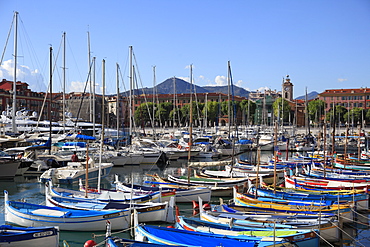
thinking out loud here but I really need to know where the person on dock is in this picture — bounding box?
[71,151,79,162]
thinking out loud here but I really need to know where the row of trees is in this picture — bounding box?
[269,98,370,127]
[133,97,370,129]
[306,99,370,126]
[133,99,257,128]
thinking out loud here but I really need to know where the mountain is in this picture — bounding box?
[294,91,319,100]
[123,77,250,98]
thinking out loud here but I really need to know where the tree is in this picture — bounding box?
[202,101,219,126]
[179,102,201,125]
[219,100,241,125]
[134,102,154,127]
[239,99,256,125]
[272,98,291,123]
[307,99,325,125]
[344,107,364,126]
[366,109,370,124]
[156,102,173,126]
[325,105,347,124]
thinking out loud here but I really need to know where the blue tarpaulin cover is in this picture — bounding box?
[75,134,96,140]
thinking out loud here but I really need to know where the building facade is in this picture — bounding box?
[0,79,60,121]
[318,88,370,112]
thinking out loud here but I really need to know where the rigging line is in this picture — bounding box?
[117,65,128,97]
[18,16,46,90]
[132,49,155,130]
[0,14,14,66]
[131,53,154,130]
[74,59,94,130]
[36,46,61,127]
[66,37,84,86]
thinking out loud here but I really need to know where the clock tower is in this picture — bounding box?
[282,75,293,101]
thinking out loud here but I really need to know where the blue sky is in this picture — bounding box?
[0,0,369,98]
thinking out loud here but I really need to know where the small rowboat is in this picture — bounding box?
[4,190,131,231]
[0,225,59,247]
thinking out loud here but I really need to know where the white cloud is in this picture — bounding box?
[338,78,348,82]
[68,80,103,94]
[256,86,270,92]
[0,59,46,92]
[214,75,227,86]
[69,81,85,92]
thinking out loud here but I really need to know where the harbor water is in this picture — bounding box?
[1,151,370,246]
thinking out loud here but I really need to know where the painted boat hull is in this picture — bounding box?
[0,225,59,247]
[4,191,130,231]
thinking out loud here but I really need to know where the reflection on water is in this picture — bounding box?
[0,150,369,246]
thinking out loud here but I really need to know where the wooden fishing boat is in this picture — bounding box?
[200,203,339,242]
[114,175,211,203]
[176,215,319,247]
[47,181,161,204]
[4,190,131,231]
[135,224,293,247]
[45,184,175,223]
[233,188,353,223]
[103,220,182,247]
[284,172,370,191]
[149,173,232,197]
[244,182,368,209]
[0,225,59,247]
[166,174,249,187]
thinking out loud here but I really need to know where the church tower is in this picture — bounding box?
[282,75,293,101]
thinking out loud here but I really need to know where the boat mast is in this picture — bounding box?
[173,77,176,131]
[129,46,133,145]
[98,59,105,192]
[62,32,66,134]
[92,57,96,136]
[11,11,18,133]
[187,64,193,185]
[49,46,53,155]
[152,66,156,139]
[227,62,231,139]
[87,31,92,122]
[116,63,120,143]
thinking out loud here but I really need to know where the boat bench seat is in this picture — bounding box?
[31,209,71,217]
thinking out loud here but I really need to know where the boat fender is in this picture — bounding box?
[167,225,175,228]
[84,240,97,247]
[203,203,211,210]
[192,200,199,210]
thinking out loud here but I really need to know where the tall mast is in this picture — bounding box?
[129,46,133,145]
[11,11,18,133]
[187,64,193,184]
[98,59,105,192]
[116,63,120,142]
[173,77,176,131]
[49,46,53,154]
[92,57,96,136]
[87,31,92,122]
[152,66,156,139]
[62,32,66,133]
[227,61,231,139]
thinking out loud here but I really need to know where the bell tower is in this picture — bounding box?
[282,75,293,101]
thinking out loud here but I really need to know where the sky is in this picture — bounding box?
[0,0,370,98]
